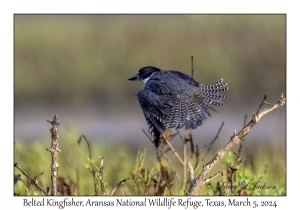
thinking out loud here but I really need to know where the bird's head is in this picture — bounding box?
[128,66,161,84]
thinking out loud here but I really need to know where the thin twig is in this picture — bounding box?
[14,163,48,195]
[110,178,131,195]
[191,56,194,78]
[143,130,182,184]
[184,55,194,175]
[78,135,92,162]
[78,135,98,195]
[157,149,181,183]
[184,56,194,192]
[172,128,186,192]
[204,171,222,184]
[229,115,247,194]
[46,115,60,196]
[243,115,248,127]
[176,129,185,144]
[234,115,247,167]
[165,138,184,166]
[222,163,229,195]
[194,145,200,169]
[195,122,224,171]
[182,129,188,192]
[143,129,184,167]
[226,165,237,195]
[155,172,162,194]
[186,94,286,195]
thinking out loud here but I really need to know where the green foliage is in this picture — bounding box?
[128,149,153,195]
[14,126,285,196]
[14,127,136,195]
[133,149,147,174]
[179,188,185,196]
[223,149,286,196]
[225,150,235,166]
[84,158,94,172]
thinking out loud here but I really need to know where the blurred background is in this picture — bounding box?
[14,15,286,195]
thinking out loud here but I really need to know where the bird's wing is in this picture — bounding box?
[137,73,229,147]
[168,70,200,87]
[137,80,174,147]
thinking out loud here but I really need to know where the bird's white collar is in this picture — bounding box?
[142,72,157,84]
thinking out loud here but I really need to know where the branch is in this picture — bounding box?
[14,163,48,195]
[165,138,184,166]
[110,178,131,195]
[157,149,181,183]
[78,135,92,161]
[228,115,247,195]
[143,129,184,166]
[46,115,60,196]
[195,122,224,171]
[182,129,188,192]
[204,171,222,184]
[78,135,98,195]
[142,129,181,183]
[191,56,194,78]
[186,94,286,195]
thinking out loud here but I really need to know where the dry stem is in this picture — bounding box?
[14,163,48,195]
[186,94,286,195]
[110,178,131,195]
[97,156,106,195]
[46,115,60,196]
[195,122,224,171]
[78,135,98,195]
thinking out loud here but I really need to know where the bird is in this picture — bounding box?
[128,66,228,148]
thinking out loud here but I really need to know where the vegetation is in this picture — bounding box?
[14,114,286,196]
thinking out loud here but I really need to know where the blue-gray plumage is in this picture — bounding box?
[128,66,228,148]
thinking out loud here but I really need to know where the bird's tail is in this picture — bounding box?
[171,79,229,130]
[199,78,228,106]
[161,79,228,138]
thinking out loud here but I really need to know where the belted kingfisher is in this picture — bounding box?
[128,66,228,148]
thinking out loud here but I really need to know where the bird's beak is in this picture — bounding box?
[128,74,140,81]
